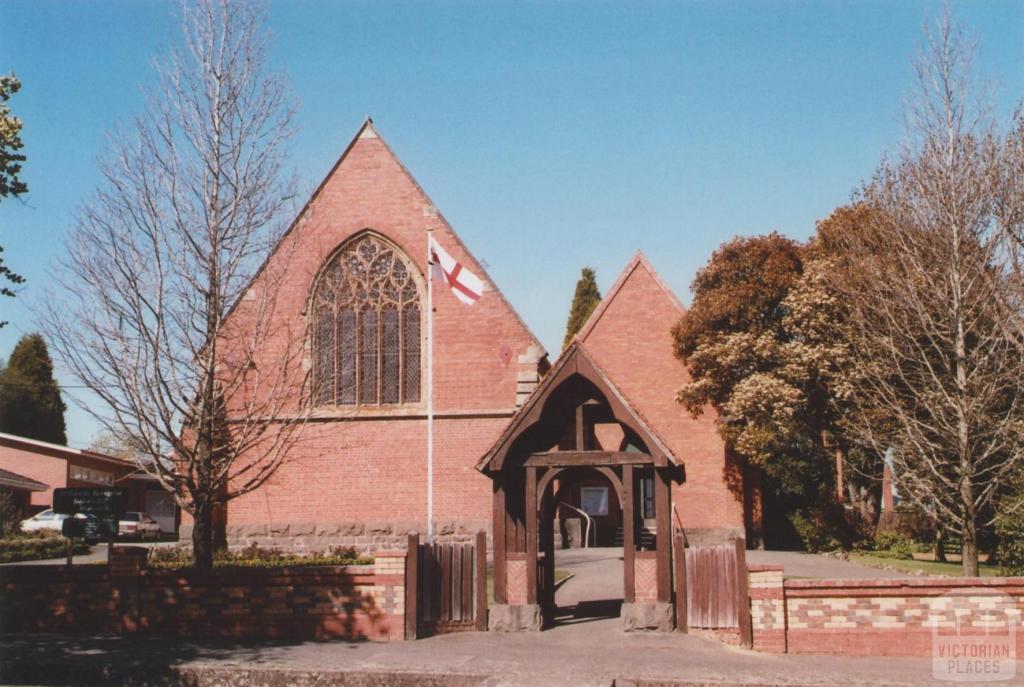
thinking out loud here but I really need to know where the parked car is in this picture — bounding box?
[20,510,103,543]
[118,512,162,540]
[20,509,73,533]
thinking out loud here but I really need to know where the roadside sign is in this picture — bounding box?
[54,487,126,542]
[61,516,118,541]
[54,487,127,518]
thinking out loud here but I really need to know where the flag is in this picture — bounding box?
[429,236,483,305]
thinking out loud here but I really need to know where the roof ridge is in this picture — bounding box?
[574,250,685,345]
[476,340,677,472]
[0,431,132,467]
[223,119,548,359]
[366,124,548,359]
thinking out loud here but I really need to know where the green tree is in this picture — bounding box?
[672,233,862,548]
[0,74,27,327]
[562,267,602,349]
[0,333,67,444]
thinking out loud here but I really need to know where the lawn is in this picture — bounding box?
[850,553,1003,577]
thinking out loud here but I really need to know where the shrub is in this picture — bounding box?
[148,543,373,570]
[996,507,1024,576]
[0,492,19,537]
[788,510,842,553]
[871,530,915,559]
[0,530,89,563]
[787,504,871,553]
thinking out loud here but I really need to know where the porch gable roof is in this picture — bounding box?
[476,341,678,474]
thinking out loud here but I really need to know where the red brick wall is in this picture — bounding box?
[218,124,545,547]
[0,440,146,512]
[0,443,67,508]
[634,552,658,603]
[749,567,1024,659]
[0,551,406,641]
[579,256,746,542]
[505,556,528,605]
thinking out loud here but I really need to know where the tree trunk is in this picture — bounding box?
[961,504,979,576]
[192,499,215,571]
[934,527,947,563]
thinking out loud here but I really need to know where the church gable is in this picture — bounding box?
[235,119,546,413]
[576,252,725,463]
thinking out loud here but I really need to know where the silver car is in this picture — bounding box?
[118,511,162,540]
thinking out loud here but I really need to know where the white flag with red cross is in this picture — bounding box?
[429,236,483,305]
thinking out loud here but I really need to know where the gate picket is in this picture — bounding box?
[685,541,745,631]
[413,534,488,637]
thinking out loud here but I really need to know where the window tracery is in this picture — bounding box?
[312,234,422,406]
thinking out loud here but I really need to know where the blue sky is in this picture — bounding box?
[0,1,1022,448]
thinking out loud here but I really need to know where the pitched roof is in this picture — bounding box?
[574,250,685,345]
[477,340,678,473]
[0,432,135,469]
[225,118,547,358]
[0,467,48,492]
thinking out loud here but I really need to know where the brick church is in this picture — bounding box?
[213,120,759,552]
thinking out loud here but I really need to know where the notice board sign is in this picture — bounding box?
[54,487,127,519]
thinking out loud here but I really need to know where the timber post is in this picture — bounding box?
[405,531,419,640]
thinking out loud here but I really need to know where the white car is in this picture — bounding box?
[21,510,104,542]
[118,512,162,540]
[20,509,74,533]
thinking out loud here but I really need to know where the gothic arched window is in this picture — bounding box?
[312,234,422,406]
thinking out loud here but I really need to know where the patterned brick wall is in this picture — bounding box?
[506,557,528,605]
[748,567,1024,658]
[748,565,786,653]
[634,553,658,603]
[0,549,407,641]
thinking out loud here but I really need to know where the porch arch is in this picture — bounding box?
[478,342,683,631]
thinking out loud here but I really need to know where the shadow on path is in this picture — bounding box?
[552,598,622,626]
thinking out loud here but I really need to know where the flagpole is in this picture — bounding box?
[426,227,434,543]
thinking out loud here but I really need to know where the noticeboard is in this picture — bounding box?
[61,516,118,541]
[54,488,126,541]
[53,487,127,519]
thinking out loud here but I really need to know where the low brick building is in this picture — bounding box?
[0,467,48,521]
[217,120,758,552]
[0,432,179,533]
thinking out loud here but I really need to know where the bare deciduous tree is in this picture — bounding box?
[831,11,1024,575]
[42,0,308,570]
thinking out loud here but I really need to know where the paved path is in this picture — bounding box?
[746,550,908,579]
[0,629,979,686]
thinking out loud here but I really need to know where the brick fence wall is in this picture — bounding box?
[749,565,1024,657]
[0,548,407,641]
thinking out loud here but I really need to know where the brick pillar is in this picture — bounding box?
[748,564,786,653]
[881,463,894,512]
[516,345,545,407]
[109,546,147,633]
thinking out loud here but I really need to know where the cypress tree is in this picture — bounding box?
[0,333,67,444]
[562,267,602,350]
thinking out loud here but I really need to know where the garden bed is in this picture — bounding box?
[147,543,373,570]
[0,532,89,563]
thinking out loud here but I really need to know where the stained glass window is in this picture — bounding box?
[312,234,422,406]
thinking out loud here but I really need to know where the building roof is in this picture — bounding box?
[477,340,679,473]
[573,250,686,344]
[0,432,136,469]
[0,466,48,492]
[224,117,548,362]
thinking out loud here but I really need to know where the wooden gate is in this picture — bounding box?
[674,535,752,647]
[405,531,487,639]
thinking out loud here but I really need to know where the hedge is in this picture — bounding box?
[0,534,89,563]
